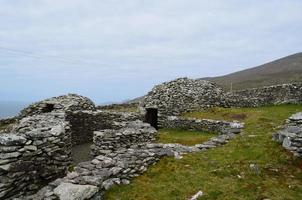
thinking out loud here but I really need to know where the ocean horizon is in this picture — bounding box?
[0,101,29,119]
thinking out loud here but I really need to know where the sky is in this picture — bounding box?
[0,0,302,104]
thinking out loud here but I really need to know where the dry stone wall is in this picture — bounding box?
[0,112,71,199]
[141,78,302,129]
[228,83,302,107]
[91,121,157,156]
[273,112,302,157]
[141,78,227,126]
[66,110,142,145]
[22,122,243,200]
[163,116,243,134]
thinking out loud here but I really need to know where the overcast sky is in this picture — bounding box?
[0,0,301,103]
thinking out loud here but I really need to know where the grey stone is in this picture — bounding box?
[53,183,99,200]
[0,134,26,146]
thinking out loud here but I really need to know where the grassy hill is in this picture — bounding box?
[204,52,302,91]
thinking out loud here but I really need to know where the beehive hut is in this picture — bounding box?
[140,78,227,128]
[19,94,96,118]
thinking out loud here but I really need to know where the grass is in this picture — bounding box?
[105,104,302,200]
[156,129,216,146]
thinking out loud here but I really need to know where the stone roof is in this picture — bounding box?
[141,77,226,116]
[19,94,96,118]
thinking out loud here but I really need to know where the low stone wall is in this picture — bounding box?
[23,128,241,200]
[162,116,243,134]
[91,121,157,156]
[0,112,72,199]
[227,83,302,107]
[66,110,142,145]
[273,112,302,157]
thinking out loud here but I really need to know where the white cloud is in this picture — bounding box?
[0,0,301,102]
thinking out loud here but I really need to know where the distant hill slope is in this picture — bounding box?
[203,52,302,91]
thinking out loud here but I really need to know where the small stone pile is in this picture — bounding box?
[273,112,302,157]
[0,112,71,199]
[91,121,157,156]
[19,94,96,118]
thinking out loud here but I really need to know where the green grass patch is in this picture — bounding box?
[156,129,216,146]
[105,104,302,200]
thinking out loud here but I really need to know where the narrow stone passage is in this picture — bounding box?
[72,142,93,165]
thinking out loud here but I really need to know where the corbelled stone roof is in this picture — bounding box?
[141,77,226,116]
[19,94,96,118]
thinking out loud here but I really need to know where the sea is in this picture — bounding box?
[0,101,29,119]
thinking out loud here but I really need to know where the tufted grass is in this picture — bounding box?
[156,129,216,146]
[105,104,302,200]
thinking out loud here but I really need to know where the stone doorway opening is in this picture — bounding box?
[42,103,55,113]
[145,108,158,130]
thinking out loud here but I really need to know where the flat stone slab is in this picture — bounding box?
[290,112,302,121]
[53,182,98,200]
[0,134,26,146]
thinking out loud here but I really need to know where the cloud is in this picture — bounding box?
[0,0,301,102]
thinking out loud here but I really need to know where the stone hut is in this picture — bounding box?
[140,78,227,128]
[19,94,96,118]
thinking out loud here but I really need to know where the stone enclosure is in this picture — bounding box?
[141,78,302,129]
[1,78,302,199]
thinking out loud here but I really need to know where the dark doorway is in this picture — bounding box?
[145,108,158,130]
[42,103,55,113]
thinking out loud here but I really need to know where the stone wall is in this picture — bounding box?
[140,78,227,126]
[162,116,243,134]
[273,112,302,157]
[0,112,71,199]
[141,78,302,128]
[66,110,143,145]
[226,83,302,107]
[23,124,242,200]
[91,121,157,156]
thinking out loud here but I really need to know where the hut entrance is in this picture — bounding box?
[42,103,55,113]
[145,108,158,130]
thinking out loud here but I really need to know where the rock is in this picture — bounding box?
[0,164,11,171]
[282,137,292,149]
[24,145,38,151]
[289,112,302,121]
[189,191,203,200]
[53,182,99,200]
[0,134,27,146]
[0,152,21,159]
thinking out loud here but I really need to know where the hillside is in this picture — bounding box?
[204,52,302,91]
